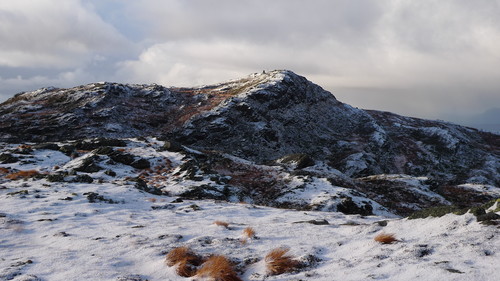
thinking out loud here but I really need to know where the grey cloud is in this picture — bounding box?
[0,0,133,68]
[126,0,385,45]
[380,0,500,55]
[1,0,499,124]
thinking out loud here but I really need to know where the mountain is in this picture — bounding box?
[1,71,499,280]
[1,70,498,184]
[0,70,499,216]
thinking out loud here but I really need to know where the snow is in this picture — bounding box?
[458,184,500,197]
[370,123,387,146]
[1,180,498,281]
[344,152,369,175]
[6,149,70,173]
[419,127,460,150]
[1,140,499,281]
[276,176,395,217]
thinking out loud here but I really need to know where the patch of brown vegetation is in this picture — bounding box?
[176,259,197,277]
[213,220,230,228]
[139,159,174,187]
[5,170,40,180]
[165,246,203,277]
[212,160,285,202]
[17,144,32,150]
[374,233,398,244]
[438,185,494,208]
[240,227,256,244]
[195,255,242,281]
[265,247,300,275]
[242,227,255,239]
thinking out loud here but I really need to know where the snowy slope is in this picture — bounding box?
[5,137,495,217]
[1,171,499,280]
[1,70,499,281]
[1,138,499,281]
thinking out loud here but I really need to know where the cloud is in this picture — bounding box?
[114,0,500,118]
[1,0,499,121]
[0,0,132,69]
[0,0,138,99]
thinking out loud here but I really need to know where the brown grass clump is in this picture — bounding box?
[195,255,242,281]
[213,220,230,228]
[265,247,300,275]
[5,170,40,180]
[0,167,9,174]
[241,227,256,244]
[165,247,203,277]
[374,233,398,244]
[243,227,255,238]
[176,259,197,277]
[211,160,285,202]
[17,144,32,149]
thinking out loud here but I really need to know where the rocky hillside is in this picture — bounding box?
[1,71,499,281]
[1,70,498,183]
[0,70,498,214]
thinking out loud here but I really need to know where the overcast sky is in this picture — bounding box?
[1,0,499,122]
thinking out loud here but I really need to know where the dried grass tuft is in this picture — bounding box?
[195,255,242,281]
[176,259,197,277]
[165,246,202,278]
[213,220,230,228]
[374,233,398,244]
[265,247,300,275]
[242,227,256,239]
[5,170,40,180]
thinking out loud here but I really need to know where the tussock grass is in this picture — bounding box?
[5,170,40,180]
[265,247,300,275]
[214,220,230,228]
[240,227,256,244]
[176,259,197,277]
[242,227,255,239]
[165,246,202,277]
[374,233,398,244]
[195,255,242,281]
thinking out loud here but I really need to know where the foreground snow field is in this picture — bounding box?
[1,138,499,281]
[1,175,499,280]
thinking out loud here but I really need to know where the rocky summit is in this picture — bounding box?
[0,70,499,216]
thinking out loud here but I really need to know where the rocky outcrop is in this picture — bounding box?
[1,70,498,187]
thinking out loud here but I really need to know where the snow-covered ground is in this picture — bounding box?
[1,139,499,280]
[1,176,498,280]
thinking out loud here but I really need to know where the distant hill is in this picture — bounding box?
[0,70,498,215]
[447,107,500,134]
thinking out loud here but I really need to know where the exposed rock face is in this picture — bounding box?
[0,83,203,142]
[171,71,369,163]
[1,70,499,187]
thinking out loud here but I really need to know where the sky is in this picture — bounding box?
[1,0,499,124]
